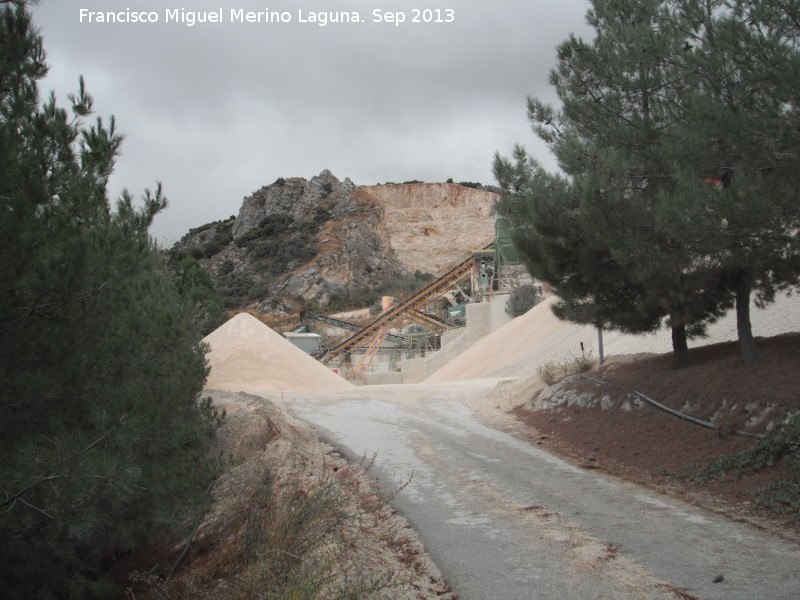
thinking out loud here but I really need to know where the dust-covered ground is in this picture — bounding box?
[124,334,799,598]
[283,355,800,600]
[123,304,800,598]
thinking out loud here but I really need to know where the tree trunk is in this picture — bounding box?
[671,324,689,369]
[735,273,757,364]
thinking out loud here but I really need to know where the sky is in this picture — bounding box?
[31,0,593,245]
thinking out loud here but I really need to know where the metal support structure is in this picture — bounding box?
[321,240,493,362]
[350,328,388,380]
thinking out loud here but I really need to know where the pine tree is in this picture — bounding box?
[657,0,800,363]
[496,0,800,367]
[0,3,220,597]
[496,0,731,367]
[172,256,229,335]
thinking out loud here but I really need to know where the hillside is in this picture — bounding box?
[172,172,498,312]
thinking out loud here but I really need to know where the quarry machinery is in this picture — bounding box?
[320,240,495,366]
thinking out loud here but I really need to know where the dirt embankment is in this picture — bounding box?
[509,334,800,539]
[124,390,456,599]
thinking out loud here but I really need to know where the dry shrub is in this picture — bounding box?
[537,361,564,386]
[537,351,595,385]
[150,443,412,599]
[125,392,449,600]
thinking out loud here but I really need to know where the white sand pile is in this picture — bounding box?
[203,313,353,394]
[426,293,800,382]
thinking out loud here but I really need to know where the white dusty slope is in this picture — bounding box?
[203,313,352,394]
[426,293,800,382]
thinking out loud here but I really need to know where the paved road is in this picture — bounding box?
[286,383,800,600]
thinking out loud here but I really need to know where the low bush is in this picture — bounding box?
[536,351,595,385]
[505,284,541,317]
[134,424,419,599]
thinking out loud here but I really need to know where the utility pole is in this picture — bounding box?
[597,326,604,365]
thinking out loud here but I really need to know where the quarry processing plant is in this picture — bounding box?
[303,217,543,381]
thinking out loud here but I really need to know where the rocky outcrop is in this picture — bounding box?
[173,171,409,310]
[232,171,357,243]
[270,187,409,304]
[172,172,499,312]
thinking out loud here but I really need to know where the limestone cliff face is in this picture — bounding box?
[173,171,409,310]
[232,172,357,242]
[173,173,498,312]
[269,186,408,304]
[363,183,497,276]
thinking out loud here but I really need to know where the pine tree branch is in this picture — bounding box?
[17,495,54,519]
[1,474,65,512]
[1,415,128,512]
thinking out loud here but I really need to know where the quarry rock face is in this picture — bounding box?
[173,172,498,311]
[364,183,497,275]
[271,189,407,305]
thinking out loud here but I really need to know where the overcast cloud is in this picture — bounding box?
[31,1,592,244]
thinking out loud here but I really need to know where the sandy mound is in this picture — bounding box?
[203,313,352,394]
[425,297,571,382]
[426,293,800,382]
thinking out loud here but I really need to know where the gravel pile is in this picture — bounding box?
[203,312,352,394]
[426,292,800,382]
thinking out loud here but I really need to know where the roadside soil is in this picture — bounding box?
[121,390,456,600]
[508,332,800,541]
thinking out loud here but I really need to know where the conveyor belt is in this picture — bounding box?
[305,312,409,345]
[322,242,492,361]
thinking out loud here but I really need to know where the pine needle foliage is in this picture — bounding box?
[0,3,221,597]
[494,0,800,368]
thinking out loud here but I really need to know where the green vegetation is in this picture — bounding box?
[497,0,800,507]
[495,0,800,368]
[195,220,233,259]
[215,271,269,309]
[236,213,322,273]
[505,284,541,318]
[319,270,436,314]
[187,216,234,237]
[170,219,234,261]
[172,257,229,335]
[678,412,800,517]
[0,4,221,597]
[204,209,337,310]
